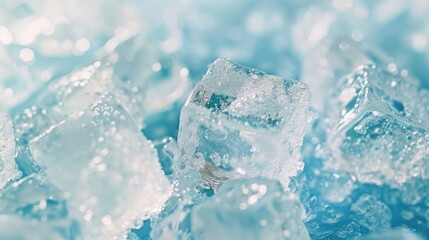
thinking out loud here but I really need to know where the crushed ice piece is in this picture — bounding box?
[0,215,80,240]
[177,58,310,187]
[350,195,392,231]
[151,170,207,239]
[0,174,67,220]
[359,228,423,240]
[0,112,19,188]
[191,178,310,240]
[326,64,429,187]
[29,93,171,238]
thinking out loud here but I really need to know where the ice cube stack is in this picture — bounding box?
[0,0,428,239]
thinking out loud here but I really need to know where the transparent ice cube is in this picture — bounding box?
[327,64,429,187]
[177,58,310,187]
[29,93,171,238]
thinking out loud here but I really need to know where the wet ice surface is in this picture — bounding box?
[0,0,429,239]
[29,94,171,239]
[178,58,310,187]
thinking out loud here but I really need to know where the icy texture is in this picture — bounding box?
[0,174,67,220]
[108,35,191,138]
[314,170,355,204]
[153,137,179,178]
[301,38,391,112]
[0,112,19,188]
[191,178,310,240]
[359,228,423,240]
[0,174,79,239]
[327,64,429,187]
[12,61,112,143]
[292,0,429,88]
[0,215,79,240]
[350,195,392,231]
[29,94,171,239]
[151,170,207,239]
[178,58,310,187]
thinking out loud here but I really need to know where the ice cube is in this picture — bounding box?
[350,195,392,231]
[177,58,310,187]
[326,64,429,187]
[191,178,310,240]
[12,61,113,143]
[11,61,113,178]
[0,112,19,189]
[359,228,423,240]
[29,93,171,239]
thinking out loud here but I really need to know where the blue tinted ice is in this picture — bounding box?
[12,61,112,143]
[0,174,79,239]
[151,170,207,239]
[350,195,392,231]
[301,38,391,112]
[178,58,310,187]
[29,94,171,238]
[108,36,191,138]
[191,178,310,240]
[0,215,79,240]
[0,174,67,220]
[326,64,429,187]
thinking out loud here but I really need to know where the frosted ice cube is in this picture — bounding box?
[327,64,429,187]
[0,215,79,240]
[12,61,113,143]
[350,195,392,231]
[191,178,310,240]
[29,93,171,239]
[0,112,19,189]
[178,58,310,187]
[359,228,423,240]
